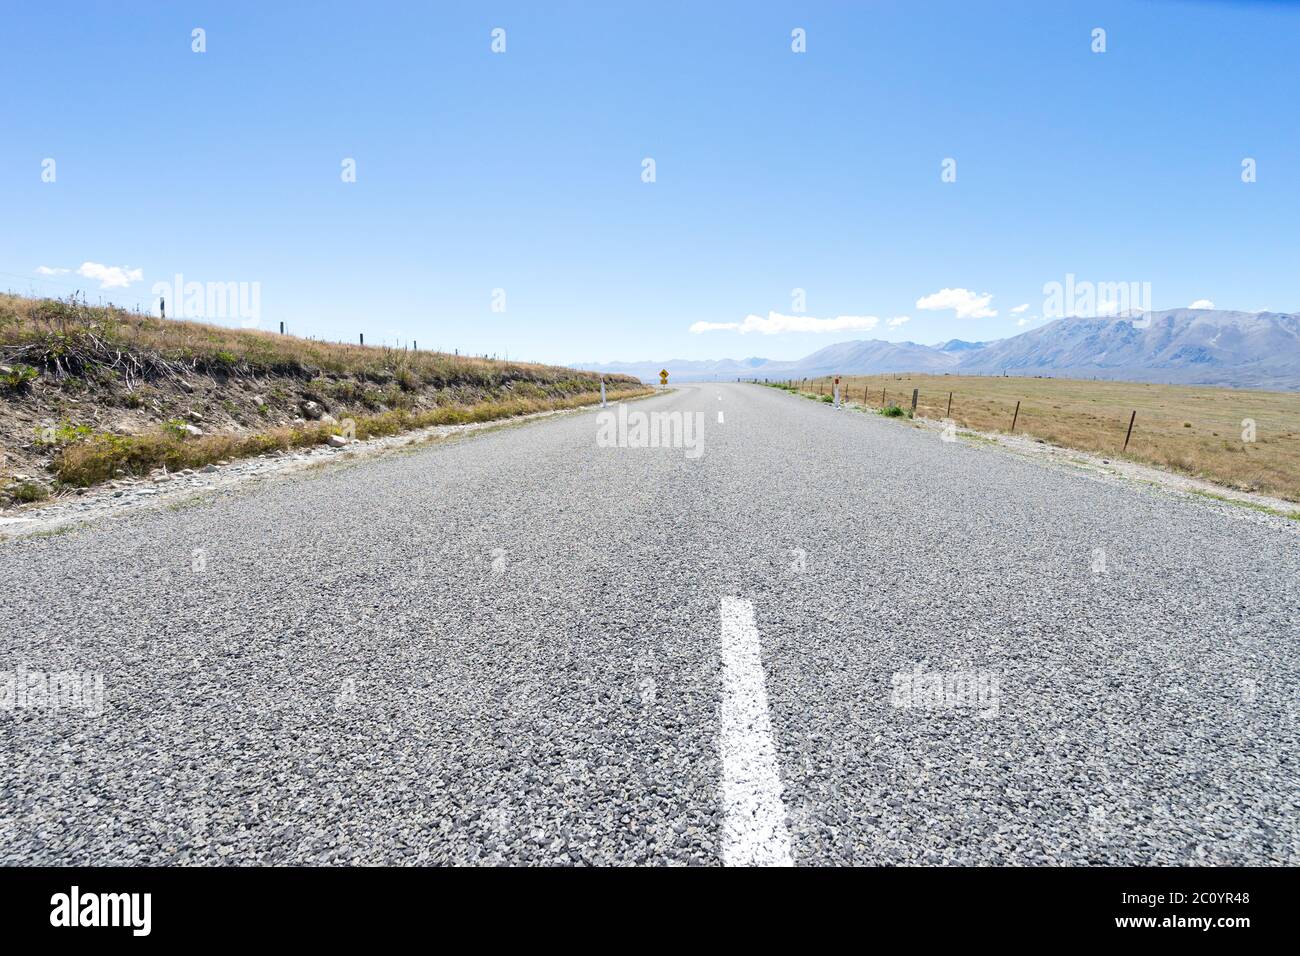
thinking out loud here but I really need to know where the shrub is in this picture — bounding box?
[8,480,50,503]
[33,420,93,447]
[0,364,39,390]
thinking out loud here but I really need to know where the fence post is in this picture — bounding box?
[1123,410,1137,451]
[910,388,919,414]
[279,321,284,335]
[360,333,364,346]
[1010,400,1020,432]
[946,391,952,417]
[881,386,886,407]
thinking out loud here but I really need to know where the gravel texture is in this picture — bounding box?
[1,383,1297,865]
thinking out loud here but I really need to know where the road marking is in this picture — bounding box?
[718,596,794,867]
[718,411,725,424]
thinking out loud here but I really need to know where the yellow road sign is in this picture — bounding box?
[659,369,669,385]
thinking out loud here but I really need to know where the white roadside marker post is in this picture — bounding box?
[600,378,607,407]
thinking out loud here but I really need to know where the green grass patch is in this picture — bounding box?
[0,364,39,390]
[7,481,50,503]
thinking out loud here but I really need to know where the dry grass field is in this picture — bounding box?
[775,373,1300,503]
[0,293,612,387]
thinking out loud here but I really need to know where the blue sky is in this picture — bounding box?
[3,1,1297,365]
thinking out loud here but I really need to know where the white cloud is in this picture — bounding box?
[76,261,143,290]
[1016,315,1039,327]
[35,265,70,276]
[689,312,881,335]
[886,315,911,328]
[1188,298,1215,309]
[1010,303,1029,314]
[915,287,997,319]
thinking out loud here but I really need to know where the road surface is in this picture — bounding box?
[2,383,1297,865]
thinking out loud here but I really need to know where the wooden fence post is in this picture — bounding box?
[1123,410,1137,451]
[946,391,952,417]
[1010,400,1020,432]
[910,388,919,414]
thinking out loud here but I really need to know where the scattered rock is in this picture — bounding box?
[182,424,204,438]
[200,464,219,474]
[301,401,324,420]
[186,410,204,422]
[327,435,349,448]
[177,380,195,393]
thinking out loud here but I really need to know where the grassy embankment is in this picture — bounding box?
[763,373,1300,504]
[0,295,649,498]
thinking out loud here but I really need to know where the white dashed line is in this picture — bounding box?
[718,411,725,424]
[717,596,794,867]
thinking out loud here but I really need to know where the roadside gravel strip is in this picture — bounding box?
[0,400,651,541]
[1,383,1297,865]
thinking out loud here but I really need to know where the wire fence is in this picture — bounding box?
[747,374,1300,504]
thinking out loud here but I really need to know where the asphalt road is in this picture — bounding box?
[2,383,1297,865]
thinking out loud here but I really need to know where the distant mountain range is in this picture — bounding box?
[579,310,1300,390]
